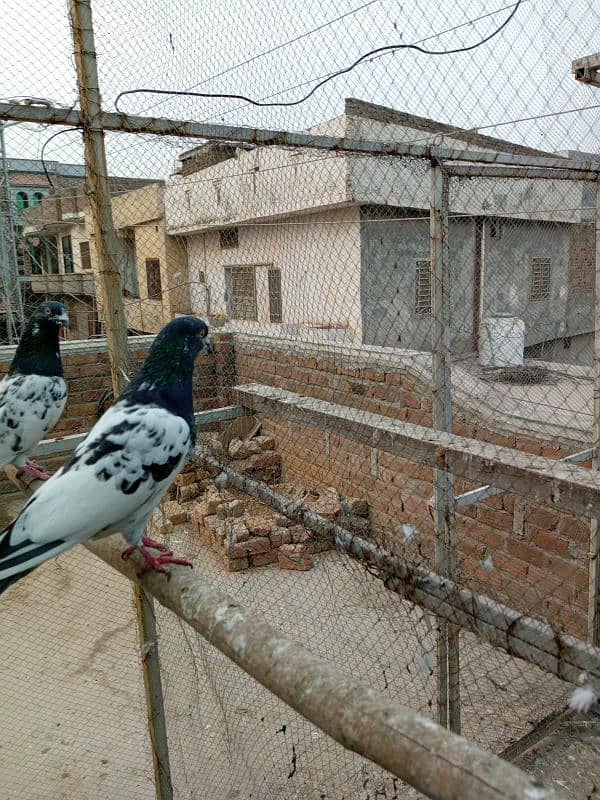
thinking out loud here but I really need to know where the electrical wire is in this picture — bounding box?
[40,127,82,187]
[115,0,523,113]
[138,0,383,115]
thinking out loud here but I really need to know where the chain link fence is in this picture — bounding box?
[1,0,600,798]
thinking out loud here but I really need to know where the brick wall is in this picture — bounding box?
[234,335,590,636]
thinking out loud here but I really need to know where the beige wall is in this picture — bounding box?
[165,145,350,235]
[85,182,191,333]
[186,206,362,340]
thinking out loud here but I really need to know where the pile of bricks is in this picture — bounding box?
[160,471,370,573]
[191,483,370,572]
[227,434,282,483]
[191,488,322,571]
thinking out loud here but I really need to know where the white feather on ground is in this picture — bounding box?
[568,684,598,712]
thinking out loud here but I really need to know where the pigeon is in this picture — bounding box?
[0,300,69,481]
[0,315,211,595]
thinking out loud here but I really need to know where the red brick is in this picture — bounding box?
[541,446,563,459]
[481,431,516,449]
[250,550,278,567]
[516,437,543,456]
[229,537,271,558]
[493,551,530,578]
[476,507,513,532]
[558,516,589,541]
[524,506,559,530]
[528,528,569,556]
[506,538,550,568]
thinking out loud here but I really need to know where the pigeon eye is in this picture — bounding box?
[44,307,51,315]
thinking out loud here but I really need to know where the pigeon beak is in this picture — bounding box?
[54,313,70,329]
[204,334,215,355]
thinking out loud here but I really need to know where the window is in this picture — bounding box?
[219,227,239,249]
[123,233,140,298]
[268,268,282,323]
[415,260,432,313]
[146,258,162,300]
[530,257,551,301]
[30,192,44,208]
[224,266,257,320]
[61,235,74,274]
[15,191,28,212]
[79,240,92,271]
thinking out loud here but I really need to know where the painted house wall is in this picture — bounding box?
[186,207,362,340]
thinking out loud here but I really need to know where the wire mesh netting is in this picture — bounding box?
[1,0,600,798]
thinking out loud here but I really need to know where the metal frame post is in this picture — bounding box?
[68,2,173,797]
[430,161,461,732]
[589,179,600,645]
[0,122,23,343]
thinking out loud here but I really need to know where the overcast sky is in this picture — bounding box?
[1,0,599,179]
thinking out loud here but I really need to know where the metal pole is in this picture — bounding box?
[589,179,600,645]
[430,161,461,732]
[68,3,173,798]
[68,0,130,392]
[0,123,20,343]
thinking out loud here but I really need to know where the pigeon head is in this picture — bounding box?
[9,300,69,377]
[30,300,70,330]
[121,316,211,431]
[143,316,211,377]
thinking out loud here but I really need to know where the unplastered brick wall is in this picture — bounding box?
[0,331,234,497]
[233,333,591,637]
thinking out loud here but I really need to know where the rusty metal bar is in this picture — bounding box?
[446,163,599,182]
[430,162,460,732]
[0,100,599,174]
[589,179,600,646]
[84,535,564,800]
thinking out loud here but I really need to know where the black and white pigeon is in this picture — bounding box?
[0,315,211,595]
[0,300,69,481]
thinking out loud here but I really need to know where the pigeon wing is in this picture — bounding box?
[0,373,67,467]
[0,401,191,582]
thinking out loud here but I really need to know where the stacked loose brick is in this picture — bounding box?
[234,335,591,636]
[192,489,322,571]
[189,482,370,572]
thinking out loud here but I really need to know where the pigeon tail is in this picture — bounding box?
[0,524,70,595]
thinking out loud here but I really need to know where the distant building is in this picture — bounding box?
[20,168,159,338]
[84,182,192,334]
[165,99,595,364]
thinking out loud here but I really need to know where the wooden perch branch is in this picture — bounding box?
[85,536,564,800]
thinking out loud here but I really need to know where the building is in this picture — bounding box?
[19,171,157,339]
[22,181,191,338]
[165,99,595,363]
[84,182,192,334]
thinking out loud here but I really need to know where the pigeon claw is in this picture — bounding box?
[19,461,51,481]
[136,546,193,577]
[121,543,193,576]
[141,535,172,553]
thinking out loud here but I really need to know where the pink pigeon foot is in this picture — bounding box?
[140,535,172,553]
[121,535,172,560]
[122,543,192,577]
[17,461,51,481]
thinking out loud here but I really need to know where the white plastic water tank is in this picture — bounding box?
[479,313,525,368]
